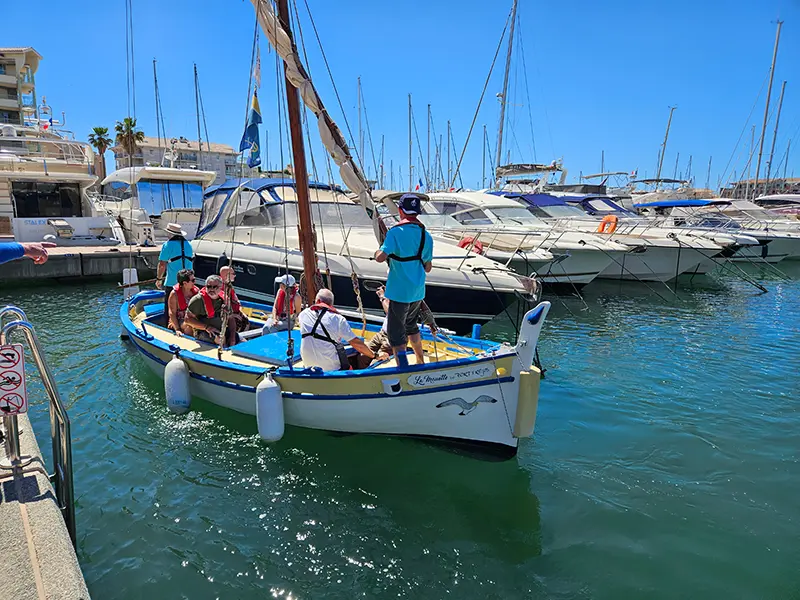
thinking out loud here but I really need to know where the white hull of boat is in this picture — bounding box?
[135,347,521,448]
[510,247,616,286]
[596,244,714,282]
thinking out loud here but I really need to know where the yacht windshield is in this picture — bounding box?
[490,206,543,225]
[526,204,586,219]
[137,181,205,213]
[227,199,373,229]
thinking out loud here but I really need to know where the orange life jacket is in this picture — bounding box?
[173,283,199,312]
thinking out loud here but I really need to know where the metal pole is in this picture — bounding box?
[754,20,783,198]
[482,124,487,188]
[193,63,204,171]
[446,120,451,188]
[427,104,431,187]
[408,93,412,191]
[379,134,385,188]
[600,149,604,173]
[357,76,363,168]
[784,140,791,181]
[277,0,317,301]
[764,80,787,194]
[495,0,518,177]
[654,106,676,187]
[746,125,756,199]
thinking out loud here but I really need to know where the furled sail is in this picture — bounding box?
[250,0,383,241]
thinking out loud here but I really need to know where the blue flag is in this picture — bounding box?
[239,91,262,168]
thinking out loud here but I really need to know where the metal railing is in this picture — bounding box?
[0,306,76,547]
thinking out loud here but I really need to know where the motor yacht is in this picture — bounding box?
[190,179,539,332]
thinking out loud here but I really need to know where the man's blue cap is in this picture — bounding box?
[398,193,422,215]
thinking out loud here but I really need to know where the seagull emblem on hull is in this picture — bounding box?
[436,395,497,416]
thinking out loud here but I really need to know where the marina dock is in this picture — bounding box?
[0,413,89,600]
[0,245,159,284]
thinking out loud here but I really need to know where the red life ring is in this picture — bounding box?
[458,236,484,254]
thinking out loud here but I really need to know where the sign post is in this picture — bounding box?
[0,343,29,468]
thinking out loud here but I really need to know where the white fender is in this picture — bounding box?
[164,354,191,414]
[514,301,551,370]
[122,268,139,300]
[256,374,285,442]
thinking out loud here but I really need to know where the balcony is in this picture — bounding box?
[0,98,19,110]
[0,73,16,86]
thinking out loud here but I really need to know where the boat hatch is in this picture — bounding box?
[230,330,302,365]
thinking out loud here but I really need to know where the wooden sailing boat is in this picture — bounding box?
[119,0,550,457]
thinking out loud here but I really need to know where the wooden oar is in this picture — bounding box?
[117,277,159,289]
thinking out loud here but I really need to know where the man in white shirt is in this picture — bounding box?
[299,288,374,371]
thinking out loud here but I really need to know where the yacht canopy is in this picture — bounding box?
[102,166,217,187]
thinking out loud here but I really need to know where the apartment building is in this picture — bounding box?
[112,135,259,184]
[0,47,40,126]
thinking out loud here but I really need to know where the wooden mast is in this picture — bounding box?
[277,0,317,300]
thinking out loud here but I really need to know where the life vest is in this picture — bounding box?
[274,286,297,319]
[387,219,427,265]
[301,303,339,345]
[166,237,192,269]
[224,286,241,313]
[199,287,217,318]
[172,283,199,311]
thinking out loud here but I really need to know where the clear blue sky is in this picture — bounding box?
[5,0,800,190]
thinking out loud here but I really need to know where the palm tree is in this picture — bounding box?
[87,126,112,181]
[114,117,145,169]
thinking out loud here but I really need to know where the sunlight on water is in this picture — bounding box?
[2,264,800,598]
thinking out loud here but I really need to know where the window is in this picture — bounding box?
[12,182,82,218]
[490,207,542,225]
[0,64,5,75]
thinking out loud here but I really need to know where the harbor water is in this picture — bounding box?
[3,265,800,599]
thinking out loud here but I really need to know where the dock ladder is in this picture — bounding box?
[0,305,76,547]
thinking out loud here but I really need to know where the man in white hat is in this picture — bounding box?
[156,223,194,317]
[263,273,302,334]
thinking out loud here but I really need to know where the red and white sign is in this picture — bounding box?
[0,344,27,415]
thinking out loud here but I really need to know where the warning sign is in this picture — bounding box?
[0,344,26,415]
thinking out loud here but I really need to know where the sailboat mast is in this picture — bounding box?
[358,76,364,166]
[408,93,413,191]
[746,125,756,199]
[153,59,162,160]
[784,140,791,180]
[764,79,787,192]
[379,134,385,188]
[654,106,676,187]
[753,20,783,198]
[427,104,431,187]
[482,124,487,188]
[277,0,317,300]
[446,120,451,187]
[495,0,518,179]
[193,63,204,171]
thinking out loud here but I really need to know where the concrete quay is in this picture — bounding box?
[0,414,89,600]
[0,245,159,284]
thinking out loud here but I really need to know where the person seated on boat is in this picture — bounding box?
[219,265,250,333]
[263,274,302,334]
[156,223,194,317]
[298,288,375,371]
[167,269,198,336]
[184,275,239,347]
[359,285,437,368]
[373,193,434,368]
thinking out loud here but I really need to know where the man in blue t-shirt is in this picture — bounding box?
[374,194,433,368]
[156,223,194,316]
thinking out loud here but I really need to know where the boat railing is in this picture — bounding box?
[0,305,76,547]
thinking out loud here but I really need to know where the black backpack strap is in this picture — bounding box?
[301,308,337,344]
[167,238,190,267]
[387,222,426,264]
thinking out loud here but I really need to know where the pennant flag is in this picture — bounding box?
[254,46,261,89]
[240,91,262,168]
